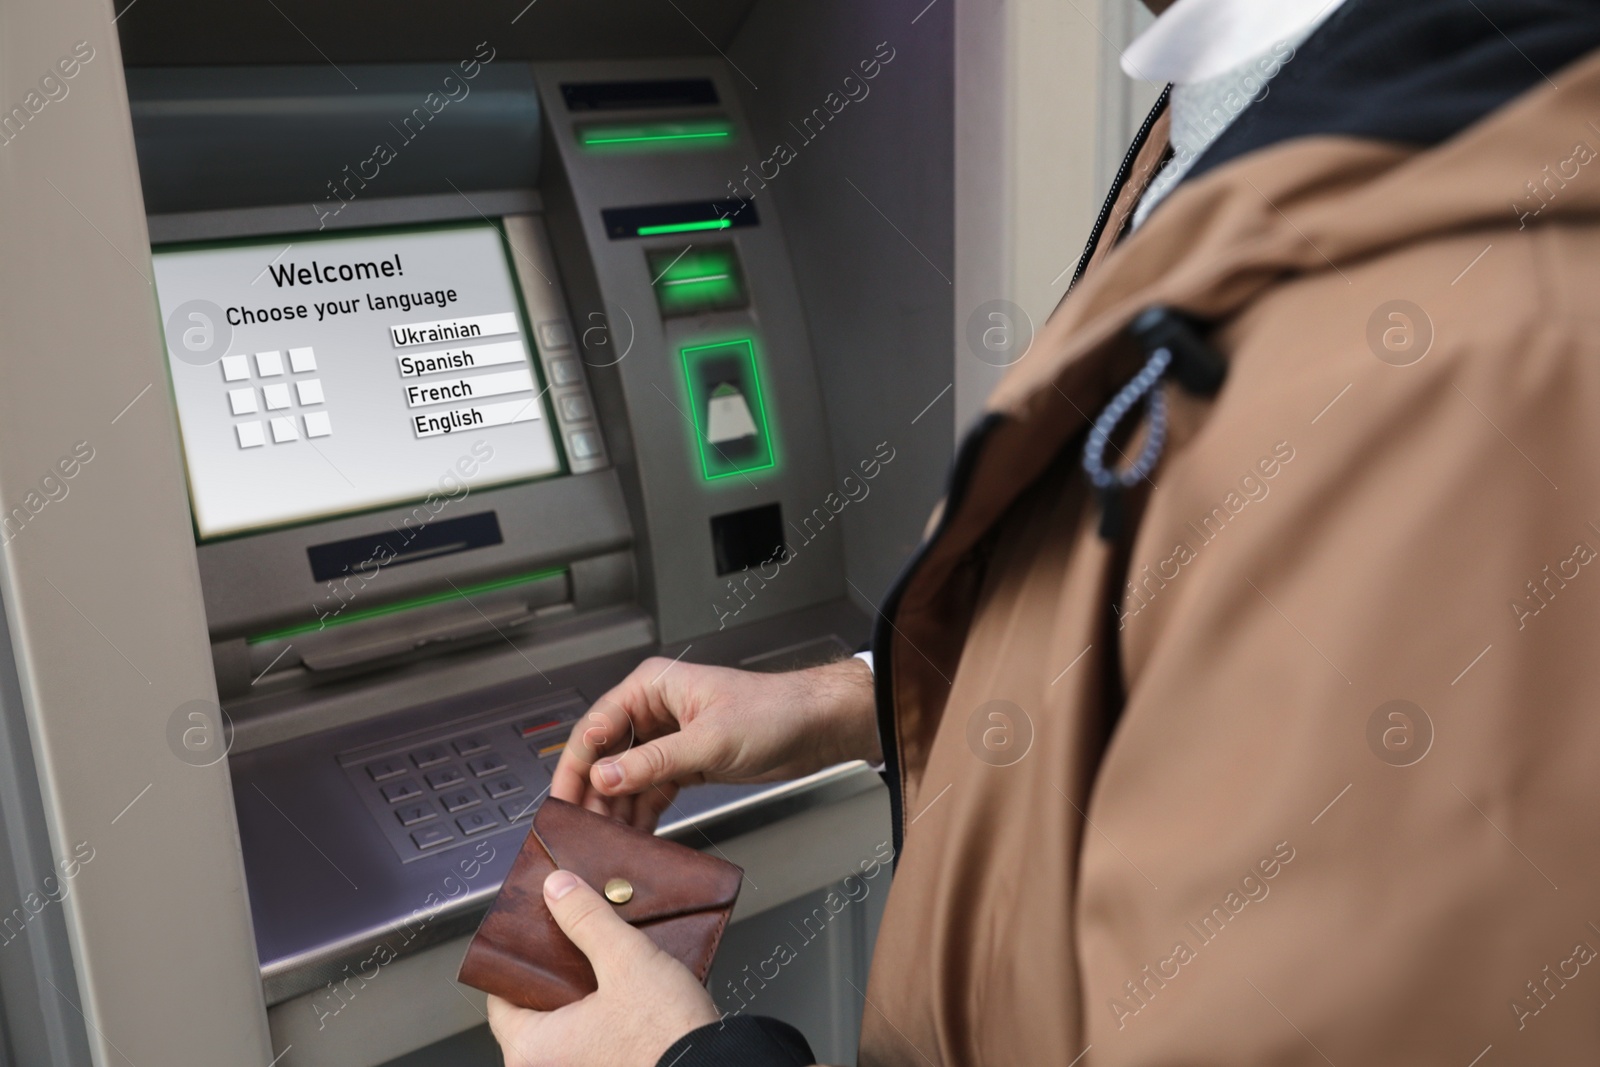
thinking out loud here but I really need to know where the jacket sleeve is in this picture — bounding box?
[655,1016,815,1067]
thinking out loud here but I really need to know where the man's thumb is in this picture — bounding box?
[544,870,648,976]
[593,733,705,794]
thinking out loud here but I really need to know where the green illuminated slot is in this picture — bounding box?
[647,245,748,317]
[577,118,734,150]
[637,219,732,236]
[680,338,775,480]
[662,273,733,286]
[248,567,567,644]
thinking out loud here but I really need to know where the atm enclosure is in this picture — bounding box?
[0,3,967,1065]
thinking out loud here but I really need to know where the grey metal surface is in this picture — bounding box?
[148,189,543,244]
[729,0,957,609]
[128,64,542,215]
[537,58,849,644]
[226,603,657,753]
[114,0,761,66]
[0,0,275,1062]
[196,468,633,641]
[0,590,93,1067]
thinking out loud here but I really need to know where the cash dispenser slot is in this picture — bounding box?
[246,567,572,677]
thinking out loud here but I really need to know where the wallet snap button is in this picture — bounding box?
[604,877,634,904]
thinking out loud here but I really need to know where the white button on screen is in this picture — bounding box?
[263,383,292,410]
[222,355,251,382]
[255,351,285,377]
[304,411,332,438]
[289,347,317,373]
[270,416,298,443]
[228,388,258,416]
[296,378,325,405]
[236,421,265,449]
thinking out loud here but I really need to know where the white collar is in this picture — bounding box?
[1122,0,1350,84]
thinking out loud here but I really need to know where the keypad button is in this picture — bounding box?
[426,767,466,790]
[395,802,437,827]
[454,735,492,757]
[518,717,567,739]
[530,738,566,761]
[456,810,500,836]
[484,775,524,799]
[381,779,423,804]
[366,758,407,782]
[466,753,507,778]
[412,744,451,768]
[411,825,454,850]
[439,788,481,813]
[501,798,539,822]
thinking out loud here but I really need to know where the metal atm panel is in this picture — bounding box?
[122,58,875,1019]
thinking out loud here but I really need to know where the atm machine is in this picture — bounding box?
[145,51,886,1047]
[0,3,960,1066]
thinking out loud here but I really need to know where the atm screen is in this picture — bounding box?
[153,222,562,539]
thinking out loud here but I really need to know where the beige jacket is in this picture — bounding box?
[863,45,1600,1067]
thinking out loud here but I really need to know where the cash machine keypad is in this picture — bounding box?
[466,754,507,777]
[340,692,586,862]
[424,767,467,791]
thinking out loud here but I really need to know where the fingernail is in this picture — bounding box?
[597,759,624,789]
[545,870,580,900]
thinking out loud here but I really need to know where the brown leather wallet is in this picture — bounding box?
[456,797,743,1011]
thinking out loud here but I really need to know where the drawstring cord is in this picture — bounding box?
[1082,307,1228,540]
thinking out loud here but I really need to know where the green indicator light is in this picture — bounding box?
[679,338,775,481]
[578,119,734,151]
[647,245,748,318]
[248,566,567,644]
[637,219,732,236]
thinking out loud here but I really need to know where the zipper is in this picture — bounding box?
[871,87,1172,858]
[1065,85,1172,297]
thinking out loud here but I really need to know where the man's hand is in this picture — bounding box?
[552,657,879,829]
[486,870,720,1067]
